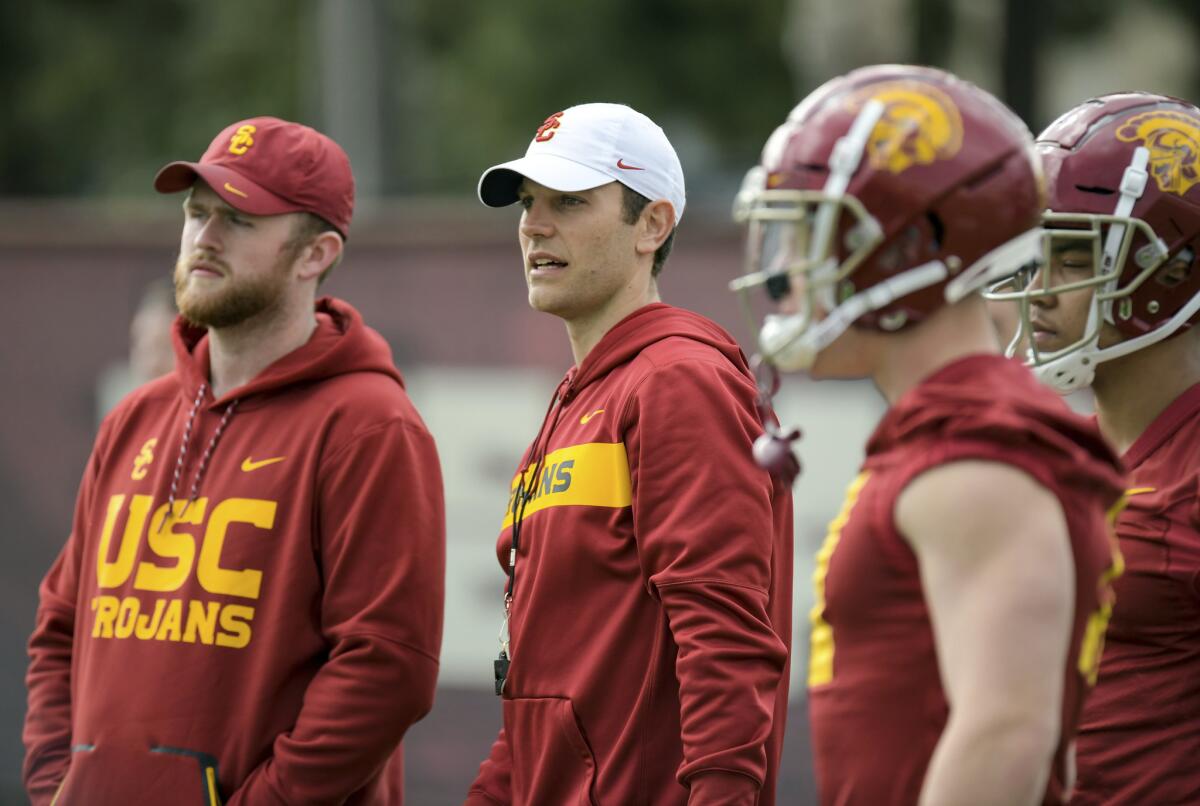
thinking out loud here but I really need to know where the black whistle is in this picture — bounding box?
[494,653,510,696]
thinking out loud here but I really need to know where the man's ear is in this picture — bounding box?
[634,199,675,258]
[295,231,344,282]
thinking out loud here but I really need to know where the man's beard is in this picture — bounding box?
[173,249,293,329]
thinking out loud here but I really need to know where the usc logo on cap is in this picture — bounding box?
[1116,111,1200,196]
[535,112,564,143]
[846,82,963,175]
[228,124,257,156]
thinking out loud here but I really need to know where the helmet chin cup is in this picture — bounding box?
[1033,351,1096,393]
[760,314,816,372]
[749,353,803,485]
[753,427,802,484]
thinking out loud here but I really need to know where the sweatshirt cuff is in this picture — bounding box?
[687,770,760,805]
[464,788,507,806]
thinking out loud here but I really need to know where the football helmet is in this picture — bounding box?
[985,92,1200,392]
[732,64,1044,371]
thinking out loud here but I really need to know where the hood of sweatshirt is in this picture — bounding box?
[172,295,403,408]
[514,302,757,505]
[165,296,402,507]
[565,303,751,399]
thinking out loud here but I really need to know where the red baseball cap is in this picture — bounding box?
[154,116,355,237]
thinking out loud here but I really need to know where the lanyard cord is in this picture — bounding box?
[505,376,570,607]
[496,375,570,695]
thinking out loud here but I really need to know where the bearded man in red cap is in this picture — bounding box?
[22,117,446,806]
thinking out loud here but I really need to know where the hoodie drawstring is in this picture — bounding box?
[168,382,240,517]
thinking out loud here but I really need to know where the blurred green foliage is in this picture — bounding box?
[6,0,1196,199]
[0,1,311,196]
[399,0,792,193]
[1,0,792,197]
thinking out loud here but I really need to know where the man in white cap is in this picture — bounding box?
[465,103,793,806]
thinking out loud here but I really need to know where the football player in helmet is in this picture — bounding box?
[987,92,1200,804]
[733,65,1126,805]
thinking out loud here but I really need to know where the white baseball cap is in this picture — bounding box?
[478,102,686,226]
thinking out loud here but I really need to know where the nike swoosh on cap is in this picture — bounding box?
[616,159,644,171]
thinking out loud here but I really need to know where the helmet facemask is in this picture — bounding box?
[986,145,1200,392]
[729,64,1052,483]
[734,93,1045,374]
[733,98,903,372]
[731,171,884,371]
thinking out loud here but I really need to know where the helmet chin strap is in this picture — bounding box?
[1028,293,1105,392]
[945,227,1043,303]
[1099,147,1150,326]
[748,356,802,484]
[762,228,1043,371]
[1035,289,1200,392]
[759,259,951,370]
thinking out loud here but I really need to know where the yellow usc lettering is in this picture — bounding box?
[90,595,257,649]
[198,498,275,598]
[133,499,207,592]
[97,494,153,588]
[90,493,276,650]
[96,494,273,596]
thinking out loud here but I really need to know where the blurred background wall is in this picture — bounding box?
[2,1,1198,802]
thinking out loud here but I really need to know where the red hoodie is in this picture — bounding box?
[466,303,793,806]
[23,297,445,806]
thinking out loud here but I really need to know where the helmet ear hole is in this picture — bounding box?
[1157,248,1194,289]
[926,212,945,250]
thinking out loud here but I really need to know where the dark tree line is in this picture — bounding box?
[2,0,1196,198]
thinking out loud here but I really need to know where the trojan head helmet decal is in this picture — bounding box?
[1115,110,1200,196]
[846,81,964,175]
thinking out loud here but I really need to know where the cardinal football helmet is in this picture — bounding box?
[732,64,1044,371]
[985,92,1200,392]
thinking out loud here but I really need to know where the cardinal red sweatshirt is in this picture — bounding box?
[467,303,793,806]
[24,297,445,806]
